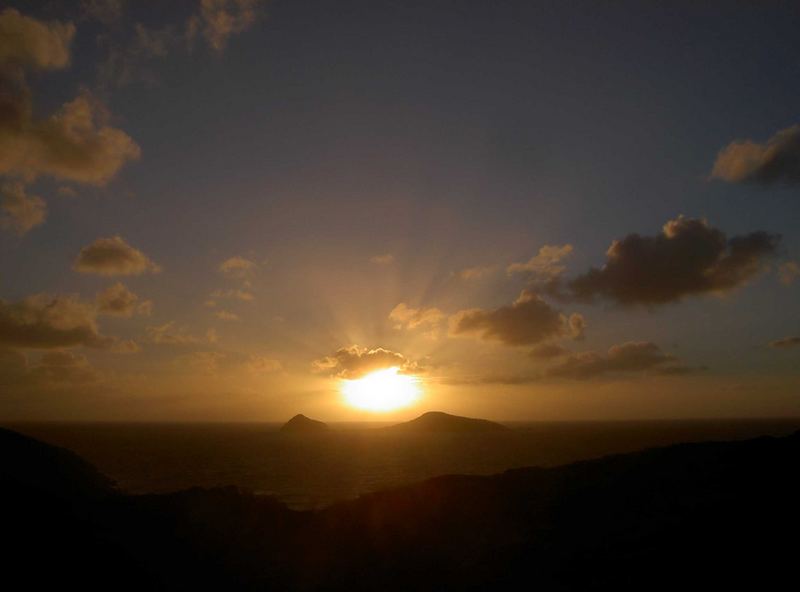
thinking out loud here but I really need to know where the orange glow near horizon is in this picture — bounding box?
[341,367,422,412]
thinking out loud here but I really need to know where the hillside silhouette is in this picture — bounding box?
[2,425,799,590]
[280,414,329,433]
[387,411,509,432]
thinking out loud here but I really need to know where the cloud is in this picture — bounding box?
[57,185,77,197]
[0,293,109,349]
[0,347,98,389]
[0,181,45,234]
[769,336,800,349]
[443,373,540,386]
[0,9,138,187]
[30,350,98,384]
[74,236,161,276]
[147,322,217,346]
[174,350,281,375]
[566,216,780,306]
[545,341,701,380]
[0,83,140,184]
[214,310,240,321]
[205,287,255,308]
[0,8,75,70]
[449,290,585,346]
[779,261,799,286]
[110,338,140,354]
[187,0,261,51]
[529,343,570,359]
[96,282,151,317]
[218,255,257,280]
[711,124,800,186]
[97,23,178,89]
[81,0,125,24]
[370,253,394,265]
[507,244,573,278]
[458,266,495,280]
[312,345,422,379]
[389,303,444,331]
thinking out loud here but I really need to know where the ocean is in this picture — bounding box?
[6,419,800,509]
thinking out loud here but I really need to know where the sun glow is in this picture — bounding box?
[341,367,422,412]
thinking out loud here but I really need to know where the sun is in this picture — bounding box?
[341,367,422,412]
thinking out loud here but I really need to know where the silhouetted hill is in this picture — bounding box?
[387,411,509,432]
[2,425,799,590]
[0,427,113,500]
[280,414,329,433]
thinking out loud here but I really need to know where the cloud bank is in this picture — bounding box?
[545,341,700,380]
[566,216,779,306]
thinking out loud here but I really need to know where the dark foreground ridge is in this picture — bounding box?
[280,414,329,433]
[387,411,509,432]
[2,426,799,590]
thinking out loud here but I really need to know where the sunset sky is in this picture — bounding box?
[1,0,799,421]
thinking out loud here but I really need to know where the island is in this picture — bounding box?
[386,411,509,432]
[280,414,329,433]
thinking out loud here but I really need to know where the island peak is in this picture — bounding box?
[280,414,329,433]
[388,411,508,432]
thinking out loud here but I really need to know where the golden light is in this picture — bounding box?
[341,367,422,412]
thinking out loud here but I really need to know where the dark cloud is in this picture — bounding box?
[545,341,699,380]
[769,336,800,349]
[566,216,779,306]
[0,294,110,349]
[74,236,161,276]
[96,282,151,317]
[312,345,422,379]
[711,124,800,186]
[1,181,46,234]
[449,290,585,346]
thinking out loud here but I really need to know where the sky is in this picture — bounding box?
[1,0,799,422]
